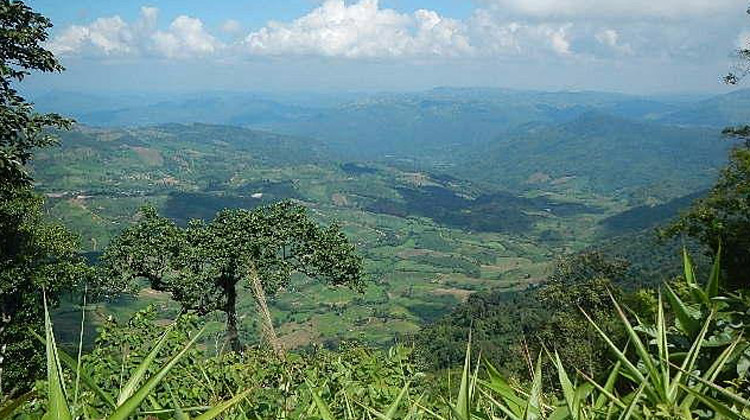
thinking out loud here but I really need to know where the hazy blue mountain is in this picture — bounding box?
[656,89,750,127]
[452,113,732,201]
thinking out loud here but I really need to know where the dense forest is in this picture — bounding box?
[1,1,750,419]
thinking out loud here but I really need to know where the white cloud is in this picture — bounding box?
[152,16,220,58]
[48,7,220,59]
[467,10,573,57]
[478,0,745,19]
[245,0,473,58]
[49,15,134,56]
[221,19,243,35]
[595,29,633,55]
[46,1,743,63]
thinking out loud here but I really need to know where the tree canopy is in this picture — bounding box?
[0,0,84,391]
[100,201,364,352]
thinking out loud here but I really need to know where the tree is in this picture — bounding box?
[100,201,364,353]
[666,10,750,288]
[0,0,72,194]
[535,252,627,378]
[0,0,85,392]
[415,251,627,379]
[667,145,750,287]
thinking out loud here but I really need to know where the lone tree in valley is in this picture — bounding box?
[100,201,364,353]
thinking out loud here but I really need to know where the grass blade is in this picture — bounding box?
[108,326,205,420]
[680,385,743,420]
[705,244,722,299]
[33,329,116,409]
[44,294,72,420]
[554,351,578,420]
[193,389,252,420]
[117,328,171,406]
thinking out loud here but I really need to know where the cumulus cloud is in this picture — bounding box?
[46,1,743,62]
[152,16,220,58]
[244,0,473,58]
[48,15,135,56]
[468,10,573,56]
[478,0,745,19]
[595,29,633,55]
[48,7,220,59]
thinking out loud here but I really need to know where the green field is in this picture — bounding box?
[36,123,638,348]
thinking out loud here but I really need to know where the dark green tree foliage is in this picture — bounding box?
[100,201,364,352]
[0,0,85,391]
[0,190,86,391]
[534,252,626,377]
[0,0,72,192]
[668,144,750,287]
[415,252,626,379]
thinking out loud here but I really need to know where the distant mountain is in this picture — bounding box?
[29,88,694,159]
[453,113,731,200]
[656,89,750,127]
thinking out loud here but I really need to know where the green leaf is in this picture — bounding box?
[0,391,34,419]
[385,381,410,420]
[452,339,473,420]
[307,381,335,420]
[663,284,700,337]
[581,306,645,384]
[482,361,526,415]
[609,293,663,399]
[523,353,543,420]
[107,327,205,420]
[594,361,621,410]
[193,389,252,420]
[44,295,72,420]
[33,330,116,409]
[618,382,646,420]
[680,386,743,420]
[117,328,172,406]
[682,248,696,287]
[554,351,578,420]
[705,244,722,299]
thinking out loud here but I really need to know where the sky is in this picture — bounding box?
[23,0,750,94]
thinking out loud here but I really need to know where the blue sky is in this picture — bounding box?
[24,0,750,94]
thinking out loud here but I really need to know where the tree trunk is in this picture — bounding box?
[225,284,241,353]
[247,266,285,358]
